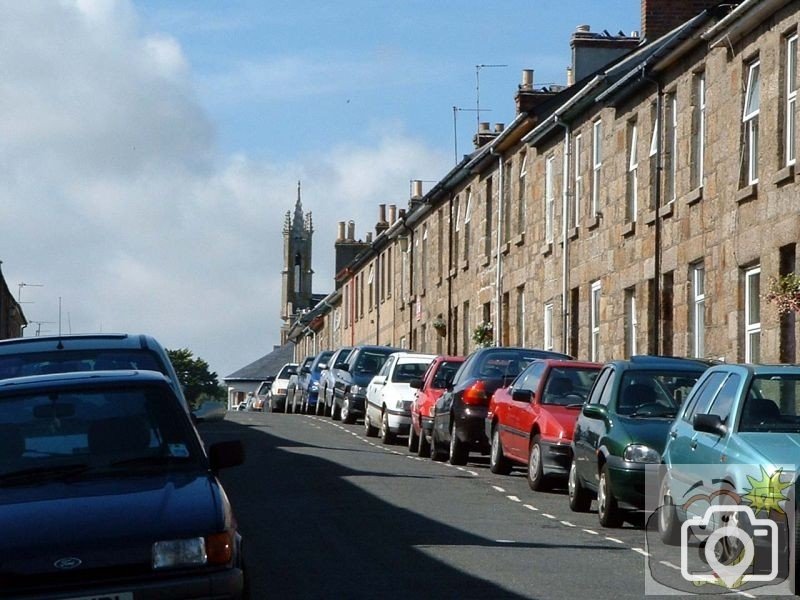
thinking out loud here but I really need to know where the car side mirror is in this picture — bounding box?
[302,366,311,374]
[693,413,726,437]
[209,440,245,471]
[511,389,533,403]
[318,363,327,370]
[409,379,423,389]
[582,404,608,420]
[372,375,387,385]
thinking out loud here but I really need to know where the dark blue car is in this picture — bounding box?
[0,369,246,599]
[297,350,333,414]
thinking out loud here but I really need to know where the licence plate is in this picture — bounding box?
[63,593,133,600]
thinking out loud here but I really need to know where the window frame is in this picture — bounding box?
[592,119,602,216]
[743,59,761,186]
[744,265,761,363]
[590,280,601,362]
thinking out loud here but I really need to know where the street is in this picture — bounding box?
[200,412,662,600]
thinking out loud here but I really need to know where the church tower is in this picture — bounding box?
[280,181,314,341]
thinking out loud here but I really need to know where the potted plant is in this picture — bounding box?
[472,321,493,348]
[432,316,447,337]
[766,273,800,314]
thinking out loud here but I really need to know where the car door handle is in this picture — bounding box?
[669,430,677,439]
[690,441,697,450]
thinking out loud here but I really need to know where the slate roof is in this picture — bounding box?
[224,342,295,382]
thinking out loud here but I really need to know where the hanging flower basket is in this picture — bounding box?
[472,321,493,348]
[766,273,800,314]
[432,316,447,336]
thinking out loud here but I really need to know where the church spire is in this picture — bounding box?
[293,180,304,231]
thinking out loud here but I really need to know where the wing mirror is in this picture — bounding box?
[409,379,423,390]
[693,413,726,437]
[511,389,533,403]
[582,404,608,420]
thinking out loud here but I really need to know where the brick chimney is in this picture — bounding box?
[334,221,370,288]
[409,180,424,212]
[473,122,499,148]
[641,0,720,42]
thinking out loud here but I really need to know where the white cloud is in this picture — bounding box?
[0,0,450,378]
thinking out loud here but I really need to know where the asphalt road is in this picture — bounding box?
[198,412,750,600]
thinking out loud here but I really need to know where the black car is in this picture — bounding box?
[431,346,570,465]
[0,369,246,599]
[330,345,402,424]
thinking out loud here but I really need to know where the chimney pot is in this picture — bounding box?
[388,204,397,224]
[379,204,386,222]
[347,220,355,241]
[494,123,505,133]
[337,221,346,241]
[520,69,534,90]
[479,122,490,133]
[576,24,590,33]
[412,180,423,199]
[366,232,372,243]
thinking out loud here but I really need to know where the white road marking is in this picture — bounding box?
[560,521,576,527]
[492,485,506,493]
[583,529,598,535]
[605,537,624,544]
[523,504,538,512]
[631,548,651,557]
[507,495,521,502]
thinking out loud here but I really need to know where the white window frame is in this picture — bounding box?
[693,72,706,188]
[743,60,761,185]
[518,153,527,232]
[786,34,797,167]
[545,155,555,243]
[592,119,602,215]
[590,281,601,362]
[625,289,638,357]
[517,287,526,347]
[574,133,583,228]
[627,120,638,221]
[463,188,472,260]
[745,266,761,363]
[368,264,374,310]
[690,263,705,358]
[544,302,554,351]
[668,93,677,202]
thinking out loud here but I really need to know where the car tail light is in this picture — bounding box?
[206,530,234,565]
[462,380,489,405]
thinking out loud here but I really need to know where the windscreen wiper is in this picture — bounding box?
[0,463,92,486]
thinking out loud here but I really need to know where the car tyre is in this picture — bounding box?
[527,436,548,491]
[380,410,395,445]
[448,422,468,466]
[568,459,592,512]
[658,476,682,545]
[430,424,447,462]
[341,398,356,424]
[408,422,420,453]
[489,428,512,475]
[417,427,431,458]
[331,399,340,421]
[598,464,624,528]
[364,412,378,437]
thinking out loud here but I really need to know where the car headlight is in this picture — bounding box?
[310,383,319,392]
[152,531,233,569]
[350,385,364,396]
[623,444,661,463]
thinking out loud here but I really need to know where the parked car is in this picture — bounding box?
[408,355,465,457]
[268,363,299,413]
[285,370,302,414]
[0,333,189,411]
[297,350,333,414]
[330,345,403,424]
[252,377,275,411]
[486,359,601,490]
[431,347,571,465]
[0,369,246,598]
[659,363,800,564]
[364,352,436,444]
[569,355,710,527]
[317,347,353,416]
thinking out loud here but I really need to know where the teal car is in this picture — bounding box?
[569,356,709,527]
[659,364,800,564]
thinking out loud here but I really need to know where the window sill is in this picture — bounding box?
[644,209,656,226]
[622,221,635,238]
[540,242,553,256]
[460,259,469,272]
[481,257,491,268]
[501,242,510,256]
[658,202,674,219]
[735,183,758,204]
[418,288,426,298]
[774,164,795,186]
[568,227,579,241]
[683,187,703,206]
[435,276,442,287]
[586,215,601,231]
[512,232,525,247]
[449,268,458,279]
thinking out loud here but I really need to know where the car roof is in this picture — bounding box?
[391,352,437,362]
[0,333,163,354]
[0,369,172,394]
[609,355,713,371]
[532,358,602,369]
[706,363,800,375]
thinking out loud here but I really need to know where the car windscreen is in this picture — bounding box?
[392,361,431,383]
[541,368,600,405]
[616,370,703,417]
[740,374,800,432]
[0,350,166,380]
[278,365,297,378]
[475,351,542,381]
[354,351,392,376]
[0,384,204,482]
[431,361,463,389]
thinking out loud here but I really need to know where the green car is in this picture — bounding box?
[569,356,709,527]
[659,364,800,567]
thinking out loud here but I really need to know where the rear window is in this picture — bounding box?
[278,365,297,379]
[354,351,392,375]
[616,370,703,417]
[392,362,430,383]
[431,361,463,389]
[475,351,540,380]
[0,350,166,380]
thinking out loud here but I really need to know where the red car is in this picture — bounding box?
[485,359,601,490]
[407,355,465,457]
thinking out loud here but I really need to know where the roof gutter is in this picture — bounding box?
[703,0,789,48]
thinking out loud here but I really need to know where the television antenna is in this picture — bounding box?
[475,64,508,132]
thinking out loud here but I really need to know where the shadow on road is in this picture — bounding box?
[199,417,621,599]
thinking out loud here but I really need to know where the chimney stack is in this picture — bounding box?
[641,0,719,42]
[409,180,424,212]
[375,204,389,235]
[515,69,559,114]
[473,122,498,148]
[570,23,640,82]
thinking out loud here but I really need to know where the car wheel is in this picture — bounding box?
[364,412,378,437]
[430,424,446,462]
[331,399,340,421]
[417,427,431,458]
[527,436,548,491]
[341,398,355,424]
[448,422,468,466]
[380,410,395,445]
[407,422,420,453]
[568,459,592,512]
[489,427,512,475]
[658,476,682,545]
[597,464,624,528]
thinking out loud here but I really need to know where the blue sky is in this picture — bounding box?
[2,1,640,379]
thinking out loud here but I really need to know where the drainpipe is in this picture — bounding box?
[554,116,571,355]
[645,74,664,353]
[399,216,414,347]
[490,147,503,347]
[447,192,455,355]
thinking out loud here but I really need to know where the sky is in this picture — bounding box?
[1,1,639,380]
